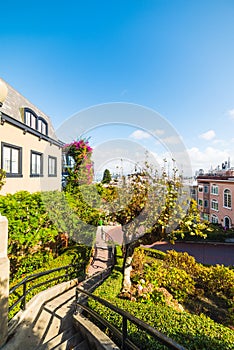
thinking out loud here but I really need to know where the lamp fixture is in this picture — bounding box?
[0,79,8,107]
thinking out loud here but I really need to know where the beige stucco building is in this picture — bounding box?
[0,79,63,194]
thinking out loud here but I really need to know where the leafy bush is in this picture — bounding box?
[164,250,202,278]
[9,246,88,320]
[141,247,166,260]
[198,264,234,299]
[0,168,6,190]
[0,191,59,274]
[0,190,96,276]
[88,249,234,350]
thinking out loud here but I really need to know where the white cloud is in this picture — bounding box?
[228,109,234,119]
[199,130,216,141]
[129,130,151,140]
[161,135,183,145]
[188,146,230,172]
[153,129,165,136]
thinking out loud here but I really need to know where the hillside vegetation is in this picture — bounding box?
[89,247,234,350]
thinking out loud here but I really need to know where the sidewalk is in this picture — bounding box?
[87,226,114,276]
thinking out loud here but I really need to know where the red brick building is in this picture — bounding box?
[197,167,234,228]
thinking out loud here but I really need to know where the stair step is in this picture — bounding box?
[37,327,82,350]
[73,339,90,350]
[52,333,88,350]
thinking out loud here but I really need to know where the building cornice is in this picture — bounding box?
[0,112,64,148]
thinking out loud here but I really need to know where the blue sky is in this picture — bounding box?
[1,0,234,174]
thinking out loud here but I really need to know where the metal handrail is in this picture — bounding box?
[75,287,187,350]
[9,263,85,316]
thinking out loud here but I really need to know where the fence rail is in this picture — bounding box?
[9,263,85,318]
[75,287,187,350]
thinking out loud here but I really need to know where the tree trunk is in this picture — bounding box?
[121,243,134,296]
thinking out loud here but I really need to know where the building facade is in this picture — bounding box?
[0,79,63,194]
[197,168,234,228]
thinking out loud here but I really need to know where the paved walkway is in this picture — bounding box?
[3,227,115,350]
[87,226,112,276]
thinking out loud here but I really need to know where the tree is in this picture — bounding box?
[102,162,209,296]
[102,169,112,184]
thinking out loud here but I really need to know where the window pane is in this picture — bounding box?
[25,112,31,126]
[3,147,11,172]
[36,154,41,174]
[11,148,19,173]
[31,153,37,174]
[31,115,36,129]
[48,157,56,175]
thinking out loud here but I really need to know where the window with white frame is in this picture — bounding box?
[198,186,203,192]
[48,156,57,177]
[38,118,47,135]
[25,110,37,129]
[198,199,203,206]
[211,184,218,195]
[1,142,22,177]
[211,214,218,224]
[204,199,209,208]
[211,199,218,211]
[224,189,231,209]
[31,151,43,176]
[204,185,209,193]
[24,109,48,135]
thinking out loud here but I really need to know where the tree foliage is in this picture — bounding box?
[100,161,210,294]
[102,168,112,184]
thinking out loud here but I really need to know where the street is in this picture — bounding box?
[148,241,234,266]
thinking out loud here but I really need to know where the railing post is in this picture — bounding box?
[22,281,27,310]
[75,286,84,315]
[122,315,128,350]
[0,215,10,348]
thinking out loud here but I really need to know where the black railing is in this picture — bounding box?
[75,287,187,350]
[9,263,85,319]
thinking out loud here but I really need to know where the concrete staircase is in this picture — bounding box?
[37,326,89,350]
[2,226,117,350]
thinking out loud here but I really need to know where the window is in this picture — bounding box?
[198,186,203,192]
[24,109,48,135]
[224,216,231,229]
[211,214,218,224]
[204,199,209,208]
[224,189,231,209]
[211,199,218,211]
[48,156,57,176]
[211,184,218,195]
[38,118,48,135]
[1,142,22,177]
[31,151,43,176]
[25,110,37,129]
[204,185,209,193]
[198,199,203,206]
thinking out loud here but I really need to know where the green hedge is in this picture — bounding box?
[88,248,234,350]
[9,247,88,320]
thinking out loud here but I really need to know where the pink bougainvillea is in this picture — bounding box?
[63,139,93,186]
